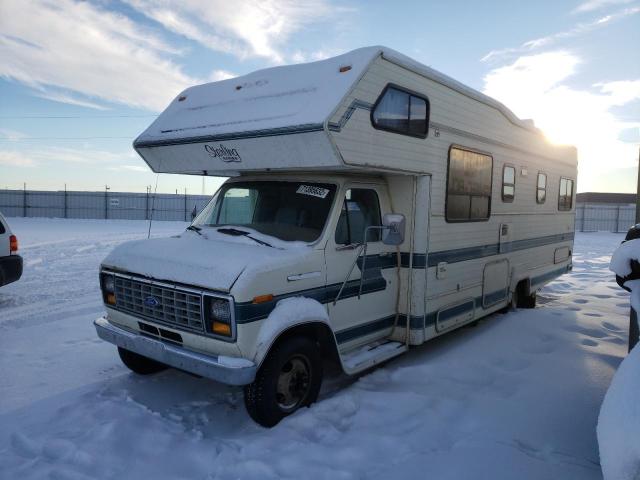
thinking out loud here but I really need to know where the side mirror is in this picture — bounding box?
[382,213,405,245]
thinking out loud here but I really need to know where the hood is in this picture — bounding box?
[102,232,313,292]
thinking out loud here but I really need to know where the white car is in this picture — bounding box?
[0,213,22,287]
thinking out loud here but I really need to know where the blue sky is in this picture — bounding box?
[0,0,638,194]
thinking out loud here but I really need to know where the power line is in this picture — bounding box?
[0,136,134,141]
[0,114,158,119]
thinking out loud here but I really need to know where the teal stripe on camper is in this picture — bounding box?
[427,232,574,267]
[335,315,395,344]
[134,123,325,149]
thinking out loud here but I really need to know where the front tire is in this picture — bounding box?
[118,347,167,375]
[244,336,323,428]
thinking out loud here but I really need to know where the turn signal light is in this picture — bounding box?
[9,235,18,253]
[252,294,274,304]
[106,293,116,305]
[212,321,231,336]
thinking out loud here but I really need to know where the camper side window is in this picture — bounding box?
[371,85,429,138]
[502,165,516,202]
[335,189,382,245]
[558,178,574,211]
[446,147,493,222]
[536,172,547,204]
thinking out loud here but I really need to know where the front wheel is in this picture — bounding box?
[118,347,167,375]
[244,336,323,427]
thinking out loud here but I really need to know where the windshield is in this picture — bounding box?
[193,181,337,242]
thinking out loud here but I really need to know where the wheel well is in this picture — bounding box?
[266,322,341,367]
[515,278,531,297]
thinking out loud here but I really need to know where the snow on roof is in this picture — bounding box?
[134,48,378,147]
[135,46,536,148]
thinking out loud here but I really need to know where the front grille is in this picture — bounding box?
[113,276,204,333]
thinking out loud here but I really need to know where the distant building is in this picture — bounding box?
[576,192,636,206]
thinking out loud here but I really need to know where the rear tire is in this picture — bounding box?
[244,336,323,428]
[118,347,167,375]
[518,290,537,309]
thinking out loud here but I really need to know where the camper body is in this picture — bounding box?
[95,47,577,426]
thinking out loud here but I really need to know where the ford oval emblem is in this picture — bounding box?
[144,296,160,308]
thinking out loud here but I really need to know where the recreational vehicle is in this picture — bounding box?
[95,46,577,427]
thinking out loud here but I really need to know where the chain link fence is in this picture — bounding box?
[0,189,211,222]
[1,190,636,231]
[575,204,636,233]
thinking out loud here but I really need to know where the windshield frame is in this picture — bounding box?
[191,178,340,246]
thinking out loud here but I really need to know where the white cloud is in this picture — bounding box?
[0,146,135,167]
[209,70,237,82]
[109,165,150,172]
[483,51,640,192]
[33,89,110,111]
[0,151,35,167]
[481,6,640,62]
[0,128,28,141]
[123,0,339,63]
[0,0,198,111]
[573,0,635,13]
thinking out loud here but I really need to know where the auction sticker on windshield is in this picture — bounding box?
[296,185,330,199]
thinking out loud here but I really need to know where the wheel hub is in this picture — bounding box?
[276,355,311,411]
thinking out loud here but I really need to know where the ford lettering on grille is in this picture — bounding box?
[144,296,160,307]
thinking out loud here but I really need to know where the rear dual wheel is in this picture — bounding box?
[244,336,323,428]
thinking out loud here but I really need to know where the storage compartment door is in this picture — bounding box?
[482,259,509,308]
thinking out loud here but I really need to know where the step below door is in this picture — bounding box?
[483,259,510,308]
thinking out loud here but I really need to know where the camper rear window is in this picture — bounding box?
[558,178,574,211]
[446,147,493,222]
[371,85,429,138]
[193,181,337,243]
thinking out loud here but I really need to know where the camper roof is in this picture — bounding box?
[134,46,535,151]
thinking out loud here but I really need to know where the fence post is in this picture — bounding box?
[105,185,109,219]
[145,186,150,221]
[581,205,586,232]
[184,188,187,222]
[22,182,27,217]
[64,184,68,219]
[615,205,621,233]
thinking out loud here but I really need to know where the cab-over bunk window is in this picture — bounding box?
[371,84,429,138]
[558,177,574,211]
[446,146,493,222]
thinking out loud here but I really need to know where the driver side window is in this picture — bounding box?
[335,188,382,245]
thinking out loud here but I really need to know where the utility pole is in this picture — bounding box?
[636,146,640,224]
[105,185,110,219]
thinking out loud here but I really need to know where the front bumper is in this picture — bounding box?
[94,317,256,386]
[0,254,23,287]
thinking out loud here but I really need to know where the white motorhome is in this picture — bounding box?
[95,46,577,427]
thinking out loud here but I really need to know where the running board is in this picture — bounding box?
[341,340,408,375]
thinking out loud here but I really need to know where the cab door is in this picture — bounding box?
[325,184,399,351]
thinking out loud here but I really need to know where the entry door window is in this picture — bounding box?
[335,189,382,245]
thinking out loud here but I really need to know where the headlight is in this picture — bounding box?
[205,297,233,337]
[101,272,116,305]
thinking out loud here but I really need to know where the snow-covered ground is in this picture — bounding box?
[0,219,630,479]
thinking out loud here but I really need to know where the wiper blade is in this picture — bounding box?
[186,225,203,236]
[217,227,273,248]
[217,227,248,236]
